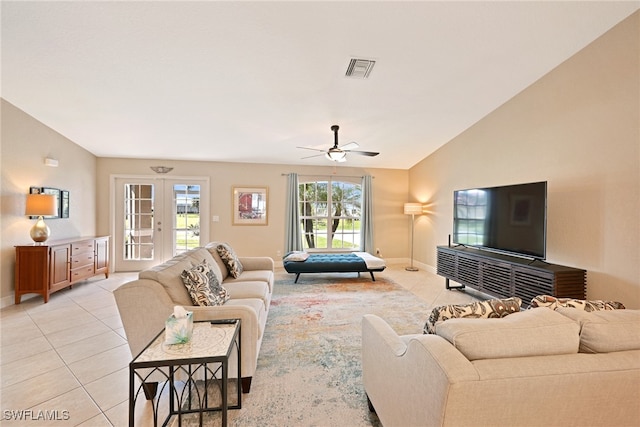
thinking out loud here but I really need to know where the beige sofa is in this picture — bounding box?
[114,242,274,394]
[362,307,640,427]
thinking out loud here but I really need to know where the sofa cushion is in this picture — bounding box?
[224,270,274,291]
[530,295,626,311]
[436,308,580,361]
[139,257,195,306]
[180,260,230,306]
[423,297,521,334]
[205,244,230,280]
[224,281,270,308]
[216,243,244,278]
[556,308,640,353]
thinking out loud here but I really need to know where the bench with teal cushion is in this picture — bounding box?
[283,252,386,283]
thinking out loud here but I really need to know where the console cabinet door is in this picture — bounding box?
[94,237,110,276]
[50,244,71,292]
[14,246,49,304]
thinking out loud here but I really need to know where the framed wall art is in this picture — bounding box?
[232,186,268,225]
[28,187,69,219]
[29,186,60,219]
[60,190,70,218]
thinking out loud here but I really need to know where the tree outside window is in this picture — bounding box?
[298,179,362,250]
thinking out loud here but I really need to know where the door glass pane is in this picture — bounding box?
[173,184,201,255]
[123,184,154,260]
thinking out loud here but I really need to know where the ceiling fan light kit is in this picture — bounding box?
[326,148,347,162]
[298,125,379,163]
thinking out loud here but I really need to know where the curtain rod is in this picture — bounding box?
[281,173,374,178]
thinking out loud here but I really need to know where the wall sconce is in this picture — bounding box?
[25,194,58,244]
[44,157,59,167]
[403,202,423,272]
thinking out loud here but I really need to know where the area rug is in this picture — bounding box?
[178,272,432,426]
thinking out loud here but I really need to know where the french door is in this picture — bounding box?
[112,176,209,272]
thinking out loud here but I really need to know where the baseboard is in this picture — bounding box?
[1,293,16,309]
[1,292,40,308]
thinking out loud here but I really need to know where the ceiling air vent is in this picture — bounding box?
[345,58,375,79]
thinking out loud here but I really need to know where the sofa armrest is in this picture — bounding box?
[114,279,175,357]
[115,279,264,379]
[362,314,479,427]
[188,304,262,375]
[239,256,274,272]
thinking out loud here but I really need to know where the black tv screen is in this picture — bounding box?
[453,181,547,259]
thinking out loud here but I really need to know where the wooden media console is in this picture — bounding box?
[436,245,586,303]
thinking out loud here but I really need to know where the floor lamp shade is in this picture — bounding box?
[404,202,422,271]
[25,194,58,243]
[403,203,423,215]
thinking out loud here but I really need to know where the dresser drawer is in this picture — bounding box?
[71,265,95,282]
[71,252,94,269]
[71,240,94,255]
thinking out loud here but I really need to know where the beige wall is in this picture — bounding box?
[2,13,637,309]
[1,100,408,307]
[1,99,98,306]
[409,12,640,308]
[96,158,408,263]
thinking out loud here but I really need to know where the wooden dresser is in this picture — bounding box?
[15,236,110,304]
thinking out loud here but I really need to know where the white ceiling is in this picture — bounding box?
[2,1,638,169]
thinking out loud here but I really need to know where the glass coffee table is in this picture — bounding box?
[129,319,241,427]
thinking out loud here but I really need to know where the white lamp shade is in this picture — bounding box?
[26,194,58,216]
[326,150,347,162]
[403,202,423,215]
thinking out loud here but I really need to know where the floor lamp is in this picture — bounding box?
[404,202,423,271]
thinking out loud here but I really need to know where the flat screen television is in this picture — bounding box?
[452,181,547,259]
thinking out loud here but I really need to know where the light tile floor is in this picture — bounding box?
[0,263,480,426]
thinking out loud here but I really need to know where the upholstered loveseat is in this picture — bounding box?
[362,305,640,427]
[114,242,274,394]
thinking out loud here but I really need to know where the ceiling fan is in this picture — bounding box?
[298,125,380,163]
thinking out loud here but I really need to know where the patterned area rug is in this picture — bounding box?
[177,272,432,426]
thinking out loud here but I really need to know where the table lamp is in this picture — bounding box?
[25,193,58,243]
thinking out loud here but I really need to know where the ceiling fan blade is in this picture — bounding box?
[297,146,326,152]
[341,141,359,151]
[347,150,379,157]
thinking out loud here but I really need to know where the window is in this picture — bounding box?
[173,184,201,255]
[298,179,362,250]
[123,183,154,260]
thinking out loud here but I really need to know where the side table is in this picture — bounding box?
[129,319,241,426]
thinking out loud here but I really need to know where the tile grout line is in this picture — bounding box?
[19,285,125,426]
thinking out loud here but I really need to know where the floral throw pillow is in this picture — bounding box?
[423,297,522,334]
[530,295,625,311]
[216,243,244,278]
[181,260,229,306]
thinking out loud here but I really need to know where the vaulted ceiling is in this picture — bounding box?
[2,1,638,169]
